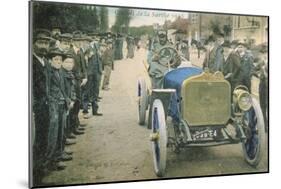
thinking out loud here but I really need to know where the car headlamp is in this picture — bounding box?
[233,88,252,111]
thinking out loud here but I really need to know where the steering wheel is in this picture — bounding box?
[158,46,180,68]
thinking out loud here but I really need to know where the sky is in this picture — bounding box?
[107,7,189,28]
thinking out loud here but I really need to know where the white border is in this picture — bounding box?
[0,0,279,189]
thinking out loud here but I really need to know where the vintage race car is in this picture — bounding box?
[137,47,265,177]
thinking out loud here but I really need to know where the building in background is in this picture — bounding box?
[189,13,233,42]
[233,16,268,45]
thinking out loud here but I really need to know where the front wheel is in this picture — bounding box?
[151,99,167,177]
[242,98,266,167]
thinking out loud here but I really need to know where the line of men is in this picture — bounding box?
[32,29,115,185]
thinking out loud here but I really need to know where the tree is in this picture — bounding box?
[89,6,100,32]
[210,20,222,36]
[223,25,232,37]
[100,7,109,32]
[32,2,101,33]
[112,8,132,34]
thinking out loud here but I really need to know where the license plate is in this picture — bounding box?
[192,129,217,140]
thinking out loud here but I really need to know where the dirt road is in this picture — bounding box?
[42,48,268,186]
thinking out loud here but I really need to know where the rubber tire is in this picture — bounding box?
[242,98,265,167]
[151,99,167,177]
[138,78,147,125]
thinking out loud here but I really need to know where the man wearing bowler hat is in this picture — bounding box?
[237,42,254,92]
[32,28,52,184]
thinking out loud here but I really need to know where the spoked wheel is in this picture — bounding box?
[150,99,167,177]
[242,98,265,167]
[137,77,147,125]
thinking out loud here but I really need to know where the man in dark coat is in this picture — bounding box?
[102,39,114,90]
[221,40,242,91]
[176,39,190,61]
[114,33,123,60]
[80,35,92,119]
[237,42,255,92]
[68,31,88,134]
[214,32,225,72]
[126,35,135,59]
[61,51,77,142]
[257,44,268,132]
[45,48,72,171]
[203,35,217,72]
[84,42,103,116]
[32,29,52,184]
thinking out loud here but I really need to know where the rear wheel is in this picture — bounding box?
[242,98,265,166]
[138,78,147,125]
[150,99,167,177]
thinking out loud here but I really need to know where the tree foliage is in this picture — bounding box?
[32,2,105,33]
[210,20,221,35]
[112,8,132,34]
[210,19,232,37]
[99,7,109,32]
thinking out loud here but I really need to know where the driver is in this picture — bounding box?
[148,29,181,88]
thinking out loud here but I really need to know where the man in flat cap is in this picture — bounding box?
[32,28,52,184]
